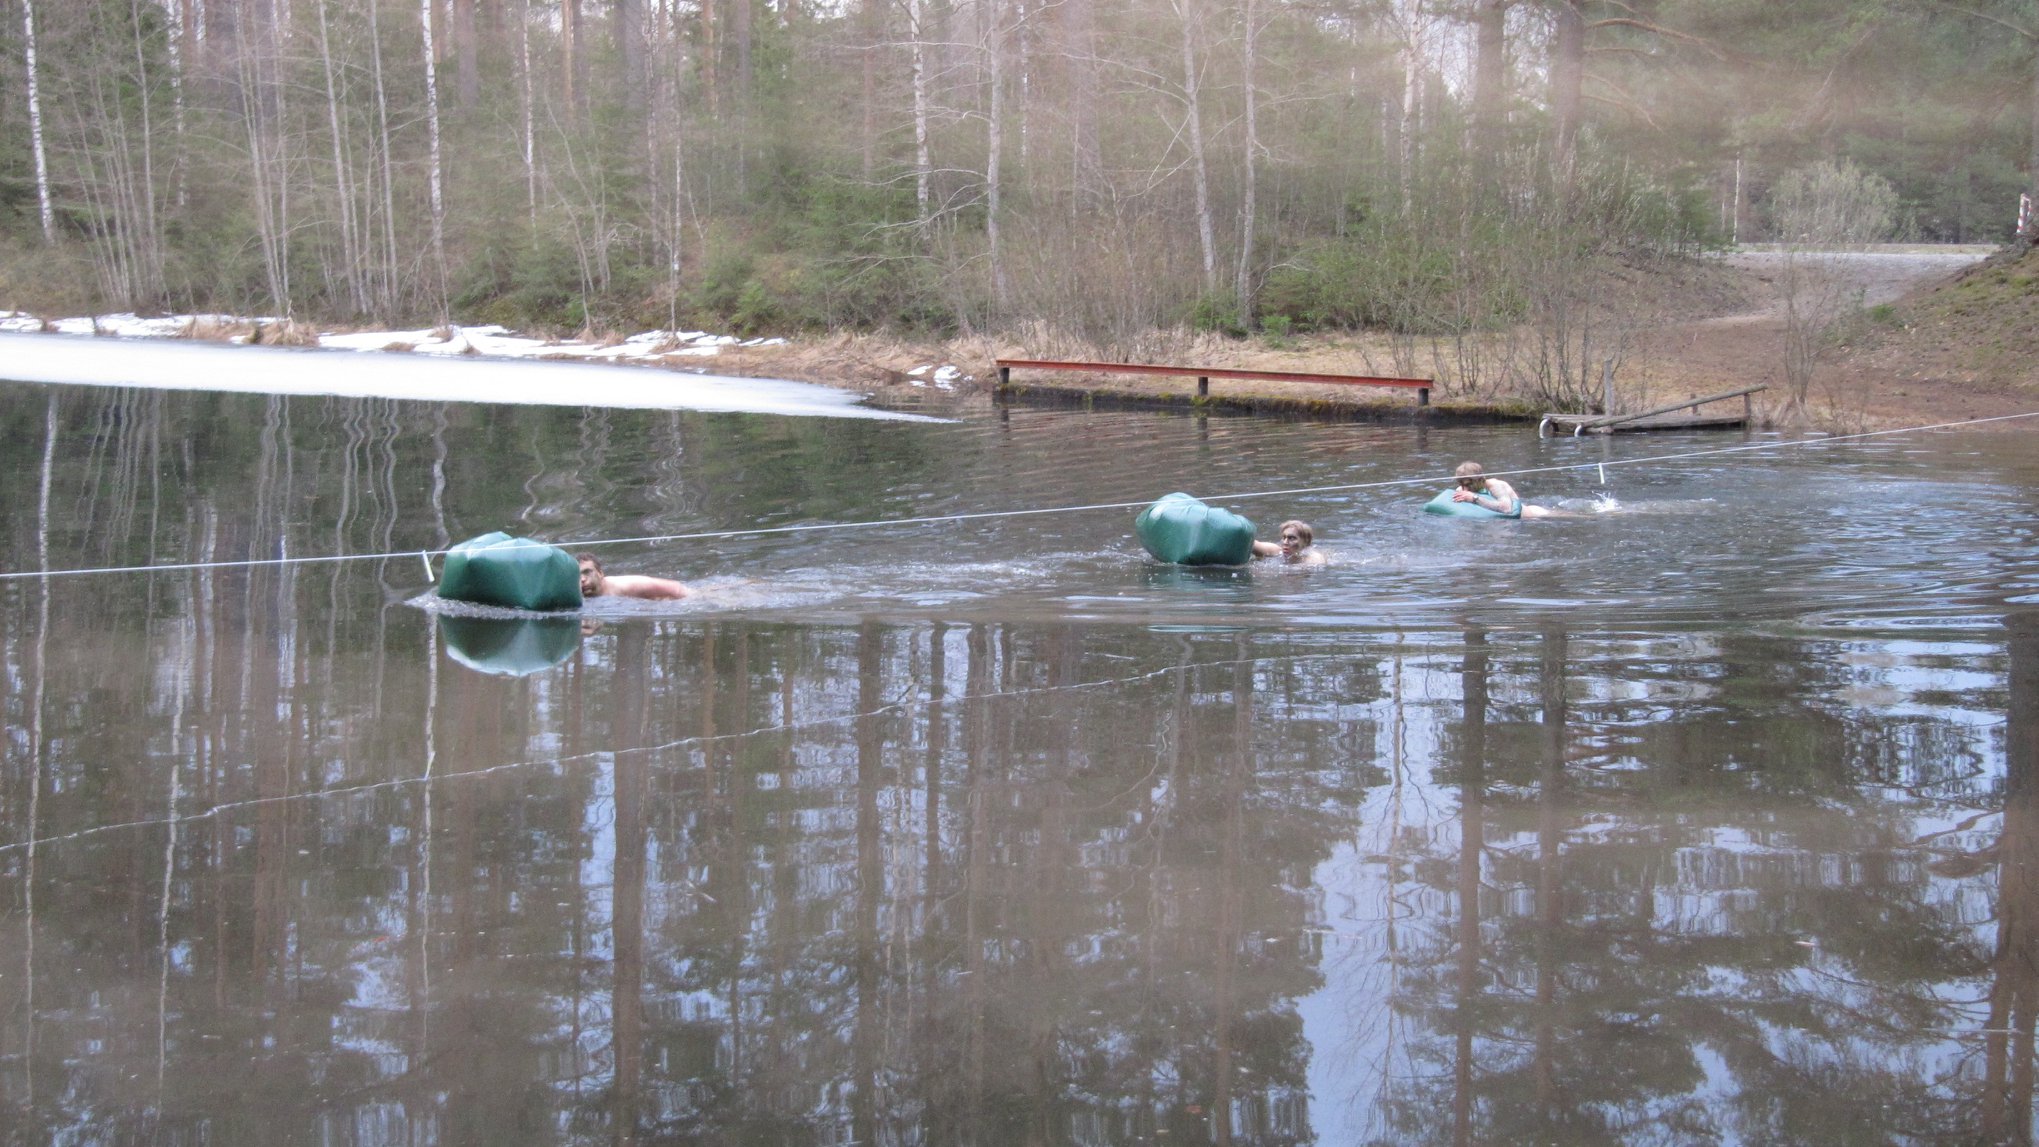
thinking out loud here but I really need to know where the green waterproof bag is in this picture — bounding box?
[1134,492,1256,566]
[436,532,583,611]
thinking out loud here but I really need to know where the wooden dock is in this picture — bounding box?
[996,358,1433,405]
[1540,385,1766,435]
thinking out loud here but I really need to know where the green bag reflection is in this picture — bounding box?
[438,614,581,677]
[436,531,583,611]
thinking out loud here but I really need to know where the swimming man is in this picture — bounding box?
[577,553,690,600]
[1451,462,1554,519]
[1250,519,1327,565]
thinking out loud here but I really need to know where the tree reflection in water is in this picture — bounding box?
[0,384,2035,1144]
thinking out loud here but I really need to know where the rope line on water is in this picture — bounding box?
[0,647,1313,855]
[5,408,2036,582]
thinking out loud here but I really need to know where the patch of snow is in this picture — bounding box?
[0,313,945,422]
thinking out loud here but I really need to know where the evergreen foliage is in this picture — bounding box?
[0,0,2025,338]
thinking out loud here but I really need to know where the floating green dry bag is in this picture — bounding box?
[1422,489,1518,519]
[439,615,581,676]
[1134,492,1256,566]
[436,532,583,611]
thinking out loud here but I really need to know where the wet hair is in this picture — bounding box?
[575,552,604,573]
[1278,520,1313,547]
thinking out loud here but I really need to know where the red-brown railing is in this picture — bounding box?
[994,358,1432,406]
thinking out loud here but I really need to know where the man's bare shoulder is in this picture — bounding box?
[600,574,690,600]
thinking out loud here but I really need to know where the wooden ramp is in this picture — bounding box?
[1541,385,1766,435]
[996,358,1433,405]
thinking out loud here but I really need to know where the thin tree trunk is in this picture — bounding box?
[911,0,929,225]
[454,0,478,106]
[317,0,367,315]
[1063,0,1100,218]
[666,3,688,328]
[1550,0,1584,168]
[1177,0,1217,296]
[701,0,719,115]
[861,0,881,179]
[269,0,292,311]
[420,0,449,318]
[1473,0,1507,163]
[132,0,166,305]
[734,0,751,109]
[23,0,54,243]
[1400,42,1420,216]
[237,7,290,314]
[986,0,1009,307]
[618,0,645,115]
[520,0,537,228]
[370,0,401,313]
[1235,0,1259,313]
[168,0,188,207]
[563,0,583,111]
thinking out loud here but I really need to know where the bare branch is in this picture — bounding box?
[1586,16,1729,61]
[1926,0,2036,42]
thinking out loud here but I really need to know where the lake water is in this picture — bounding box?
[2,374,2037,1145]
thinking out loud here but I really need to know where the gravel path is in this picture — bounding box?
[1633,246,2032,431]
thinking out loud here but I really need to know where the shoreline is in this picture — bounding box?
[983,378,1535,425]
[4,238,2032,433]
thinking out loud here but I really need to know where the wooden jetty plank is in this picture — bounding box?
[1541,384,1767,435]
[1542,412,1750,434]
[995,358,1433,405]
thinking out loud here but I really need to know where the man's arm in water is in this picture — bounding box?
[599,574,690,600]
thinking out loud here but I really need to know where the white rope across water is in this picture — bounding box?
[4,408,2036,582]
[0,647,1306,856]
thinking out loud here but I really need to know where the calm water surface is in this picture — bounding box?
[2,378,2037,1145]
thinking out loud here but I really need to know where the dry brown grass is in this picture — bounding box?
[170,315,319,346]
[685,251,2028,432]
[176,315,253,342]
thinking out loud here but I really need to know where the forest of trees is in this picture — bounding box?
[0,0,2032,346]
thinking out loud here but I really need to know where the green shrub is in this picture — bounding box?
[1188,292,1247,337]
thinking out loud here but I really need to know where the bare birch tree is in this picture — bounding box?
[985,0,1010,305]
[1174,0,1217,297]
[519,0,538,227]
[1386,0,1442,216]
[235,3,291,314]
[1234,0,1261,313]
[316,0,368,315]
[23,0,55,243]
[369,0,403,312]
[421,0,449,317]
[1058,0,1102,217]
[166,0,188,207]
[910,0,931,226]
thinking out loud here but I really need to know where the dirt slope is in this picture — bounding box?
[702,245,2037,432]
[1630,246,2036,432]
